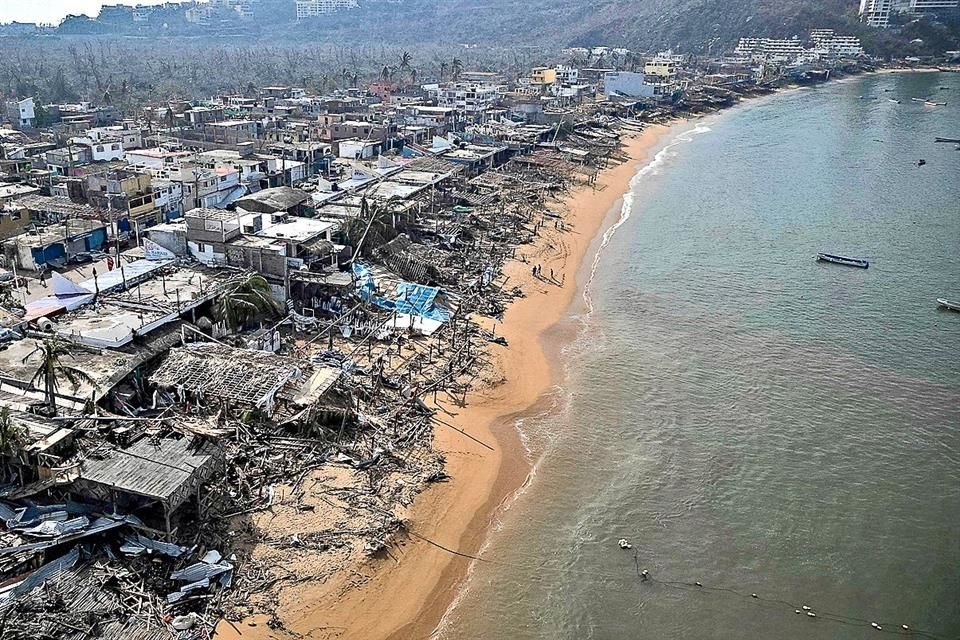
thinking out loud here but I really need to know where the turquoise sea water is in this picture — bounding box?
[440,72,960,639]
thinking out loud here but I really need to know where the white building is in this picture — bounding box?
[70,136,124,162]
[438,83,500,115]
[555,65,580,85]
[337,138,381,160]
[153,179,185,219]
[860,0,893,26]
[907,0,959,10]
[5,97,35,129]
[810,30,865,57]
[604,72,655,98]
[296,0,358,19]
[734,38,805,63]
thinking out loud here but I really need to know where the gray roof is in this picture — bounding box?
[234,186,310,212]
[149,343,303,408]
[78,436,220,507]
[184,207,239,221]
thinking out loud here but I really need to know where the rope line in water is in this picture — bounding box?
[396,528,956,640]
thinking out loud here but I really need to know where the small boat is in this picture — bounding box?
[888,98,901,104]
[937,298,960,312]
[816,253,869,268]
[911,97,927,103]
[925,100,947,106]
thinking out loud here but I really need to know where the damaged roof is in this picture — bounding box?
[78,436,221,509]
[150,343,304,408]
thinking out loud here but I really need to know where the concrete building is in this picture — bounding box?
[860,0,894,26]
[530,67,557,86]
[554,65,580,85]
[5,98,35,129]
[438,83,500,116]
[86,169,162,231]
[296,0,358,18]
[644,59,678,79]
[810,30,866,57]
[734,37,805,62]
[44,146,94,176]
[603,72,655,98]
[338,138,382,160]
[905,0,959,11]
[70,136,124,162]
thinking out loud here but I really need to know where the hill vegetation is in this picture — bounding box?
[33,0,960,55]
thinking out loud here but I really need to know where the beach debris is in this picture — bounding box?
[618,538,632,549]
[795,609,801,614]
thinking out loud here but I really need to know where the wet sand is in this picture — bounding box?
[217,124,673,640]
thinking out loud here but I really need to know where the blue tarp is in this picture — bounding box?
[392,283,450,322]
[352,262,450,322]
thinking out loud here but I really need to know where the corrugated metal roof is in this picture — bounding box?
[79,437,220,504]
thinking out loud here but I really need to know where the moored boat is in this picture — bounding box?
[937,298,960,312]
[816,253,869,268]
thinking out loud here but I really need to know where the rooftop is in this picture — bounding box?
[150,343,308,409]
[79,436,221,508]
[253,215,337,243]
[234,186,311,213]
[185,207,240,222]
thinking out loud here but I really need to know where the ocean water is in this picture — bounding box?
[439,72,960,639]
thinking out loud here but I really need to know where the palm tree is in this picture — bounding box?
[24,339,97,415]
[440,61,449,82]
[213,272,283,332]
[451,58,464,81]
[398,51,413,75]
[380,65,392,82]
[342,198,399,258]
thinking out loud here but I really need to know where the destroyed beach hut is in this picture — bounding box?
[74,435,222,534]
[148,342,346,424]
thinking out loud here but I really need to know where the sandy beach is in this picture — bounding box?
[217,123,674,640]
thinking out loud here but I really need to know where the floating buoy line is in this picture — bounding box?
[399,527,954,640]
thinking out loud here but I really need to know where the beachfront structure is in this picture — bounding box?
[810,30,866,57]
[734,38,805,63]
[603,72,656,98]
[859,0,893,26]
[644,59,678,79]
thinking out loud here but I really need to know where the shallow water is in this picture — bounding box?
[440,72,960,639]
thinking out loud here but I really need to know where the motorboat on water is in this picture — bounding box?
[888,98,901,104]
[937,298,960,312]
[816,253,869,268]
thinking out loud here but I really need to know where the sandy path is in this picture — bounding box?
[217,124,673,640]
